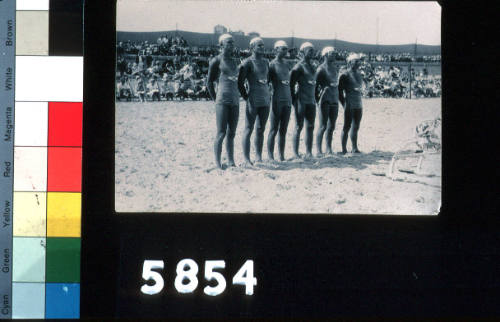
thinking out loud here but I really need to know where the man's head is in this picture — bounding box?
[321,46,336,63]
[250,37,265,55]
[346,53,362,70]
[274,40,288,59]
[299,42,314,60]
[218,34,234,55]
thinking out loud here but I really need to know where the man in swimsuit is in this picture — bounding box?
[207,34,240,169]
[339,53,364,154]
[267,40,292,161]
[238,37,271,165]
[315,46,340,156]
[290,42,317,159]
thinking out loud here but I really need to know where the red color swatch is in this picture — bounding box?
[48,102,83,147]
[48,147,82,192]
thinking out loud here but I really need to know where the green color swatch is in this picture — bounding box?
[46,237,81,283]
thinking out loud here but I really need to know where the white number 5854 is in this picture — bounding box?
[140,259,256,296]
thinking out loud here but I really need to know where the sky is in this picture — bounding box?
[117,0,441,45]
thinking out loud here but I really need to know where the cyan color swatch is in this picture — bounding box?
[45,283,80,318]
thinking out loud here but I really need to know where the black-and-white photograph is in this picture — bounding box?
[114,0,441,214]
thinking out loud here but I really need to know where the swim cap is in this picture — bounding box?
[274,40,288,49]
[299,42,314,51]
[218,33,233,45]
[321,46,335,57]
[250,37,264,47]
[346,53,360,64]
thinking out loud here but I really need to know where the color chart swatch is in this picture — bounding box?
[1,0,83,319]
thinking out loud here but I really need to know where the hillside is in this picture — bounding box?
[117,30,440,55]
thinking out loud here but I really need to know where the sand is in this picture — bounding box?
[115,98,441,214]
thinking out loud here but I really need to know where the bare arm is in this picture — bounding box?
[267,59,272,84]
[289,63,303,103]
[338,73,347,107]
[314,67,326,103]
[237,59,251,100]
[206,57,220,100]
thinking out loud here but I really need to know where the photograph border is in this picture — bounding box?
[113,0,443,215]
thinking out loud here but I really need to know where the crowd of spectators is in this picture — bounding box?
[367,52,441,63]
[360,65,441,98]
[116,37,441,102]
[117,37,441,62]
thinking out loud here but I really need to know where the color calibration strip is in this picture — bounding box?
[1,0,83,319]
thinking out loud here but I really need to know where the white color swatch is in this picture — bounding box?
[14,147,47,191]
[16,56,83,102]
[14,102,48,146]
[16,0,49,11]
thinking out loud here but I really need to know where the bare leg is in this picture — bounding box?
[254,105,270,163]
[341,107,353,154]
[316,102,328,156]
[242,101,257,165]
[325,103,339,154]
[278,105,291,161]
[267,101,280,161]
[214,103,229,169]
[350,108,363,153]
[304,104,316,158]
[226,104,239,166]
[292,101,305,158]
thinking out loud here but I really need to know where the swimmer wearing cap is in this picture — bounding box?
[289,42,317,159]
[238,37,271,165]
[339,53,365,153]
[267,40,292,161]
[314,46,340,156]
[206,34,241,169]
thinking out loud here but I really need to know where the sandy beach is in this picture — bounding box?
[115,98,441,214]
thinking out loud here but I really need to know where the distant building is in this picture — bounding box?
[214,25,227,34]
[229,30,244,36]
[247,32,260,38]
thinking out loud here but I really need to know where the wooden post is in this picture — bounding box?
[409,63,412,99]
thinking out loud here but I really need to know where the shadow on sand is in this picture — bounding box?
[238,150,395,172]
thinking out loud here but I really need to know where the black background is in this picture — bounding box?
[49,0,83,56]
[81,0,499,318]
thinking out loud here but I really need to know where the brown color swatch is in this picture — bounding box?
[16,11,49,55]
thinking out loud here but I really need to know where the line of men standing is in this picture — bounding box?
[207,34,365,170]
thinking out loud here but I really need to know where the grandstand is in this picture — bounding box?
[115,30,441,102]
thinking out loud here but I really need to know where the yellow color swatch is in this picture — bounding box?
[47,192,81,237]
[13,192,46,237]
